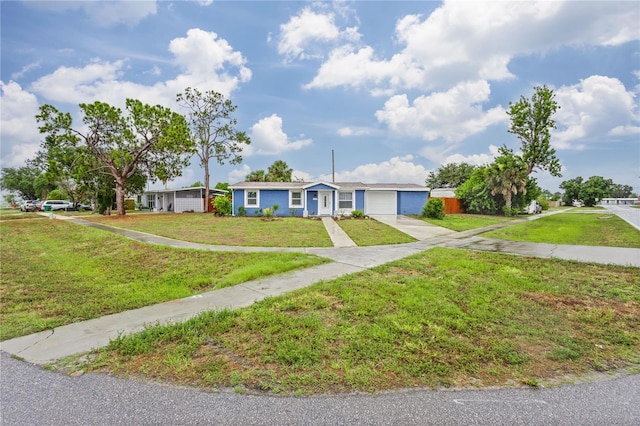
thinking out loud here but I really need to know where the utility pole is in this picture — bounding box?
[332,149,335,183]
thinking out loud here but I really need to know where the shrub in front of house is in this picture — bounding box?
[213,196,232,216]
[351,210,364,218]
[237,206,247,216]
[422,198,445,219]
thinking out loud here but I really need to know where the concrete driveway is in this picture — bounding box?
[370,214,455,239]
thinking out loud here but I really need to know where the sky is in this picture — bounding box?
[1,0,639,194]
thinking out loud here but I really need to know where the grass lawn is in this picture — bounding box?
[84,247,640,395]
[482,212,640,248]
[335,218,416,246]
[0,220,328,340]
[84,214,334,247]
[0,211,45,221]
[418,213,519,232]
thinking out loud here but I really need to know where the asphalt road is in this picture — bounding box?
[601,204,640,231]
[2,352,639,426]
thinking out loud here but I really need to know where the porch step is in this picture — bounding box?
[321,217,357,248]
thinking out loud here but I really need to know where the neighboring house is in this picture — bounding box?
[229,181,429,217]
[600,198,638,206]
[140,186,227,213]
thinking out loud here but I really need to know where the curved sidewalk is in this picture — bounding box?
[2,212,638,365]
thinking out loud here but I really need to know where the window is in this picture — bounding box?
[338,191,353,209]
[289,190,302,208]
[245,190,259,207]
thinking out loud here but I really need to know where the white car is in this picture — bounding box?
[40,200,74,211]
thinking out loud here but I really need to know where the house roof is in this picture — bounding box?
[144,186,228,194]
[230,181,427,191]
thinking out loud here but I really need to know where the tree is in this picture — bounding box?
[507,85,562,177]
[610,183,635,198]
[456,166,500,214]
[559,177,584,205]
[0,166,41,200]
[36,99,193,216]
[580,176,611,207]
[266,160,293,182]
[425,162,476,188]
[487,148,529,215]
[245,169,266,182]
[191,181,204,187]
[177,88,250,209]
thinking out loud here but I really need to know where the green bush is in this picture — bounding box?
[47,189,68,200]
[213,196,232,216]
[125,199,135,211]
[237,206,247,217]
[537,197,550,211]
[351,210,364,218]
[422,198,445,219]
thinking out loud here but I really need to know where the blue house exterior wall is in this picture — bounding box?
[397,191,429,215]
[305,183,336,191]
[306,191,318,215]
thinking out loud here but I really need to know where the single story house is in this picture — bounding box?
[229,181,429,217]
[139,186,227,213]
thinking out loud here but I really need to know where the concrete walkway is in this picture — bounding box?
[1,211,639,365]
[321,216,357,247]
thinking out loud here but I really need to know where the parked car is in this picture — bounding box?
[524,200,542,214]
[572,200,584,207]
[20,200,38,212]
[40,200,76,211]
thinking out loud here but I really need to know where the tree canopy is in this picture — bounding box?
[507,85,562,177]
[0,166,51,200]
[560,175,635,207]
[245,160,293,182]
[487,148,529,215]
[177,88,250,208]
[36,99,193,215]
[425,162,476,189]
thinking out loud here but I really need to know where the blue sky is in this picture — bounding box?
[1,0,639,194]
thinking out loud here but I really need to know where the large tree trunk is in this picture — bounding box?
[203,160,210,213]
[115,178,126,216]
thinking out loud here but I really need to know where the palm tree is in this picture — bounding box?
[487,149,528,215]
[266,160,293,182]
[245,170,266,182]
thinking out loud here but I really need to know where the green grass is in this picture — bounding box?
[85,248,640,394]
[0,220,328,340]
[482,212,640,248]
[85,214,334,247]
[418,213,518,232]
[0,211,45,221]
[336,218,416,246]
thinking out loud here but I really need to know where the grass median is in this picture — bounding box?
[84,214,333,247]
[0,219,328,340]
[84,247,640,395]
[335,217,416,246]
[482,212,640,248]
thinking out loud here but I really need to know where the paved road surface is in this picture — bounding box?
[2,352,639,426]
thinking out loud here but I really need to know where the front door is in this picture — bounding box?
[318,191,333,216]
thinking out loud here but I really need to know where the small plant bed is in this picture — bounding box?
[0,220,328,340]
[335,217,416,246]
[83,248,640,395]
[417,213,519,232]
[482,212,640,248]
[84,215,333,247]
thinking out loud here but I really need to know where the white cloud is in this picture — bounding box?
[306,1,639,94]
[337,126,375,137]
[278,5,361,62]
[0,81,42,168]
[317,155,428,184]
[228,164,251,184]
[26,0,157,27]
[29,29,251,107]
[11,62,41,81]
[554,75,640,149]
[247,114,312,155]
[375,80,507,142]
[441,145,501,167]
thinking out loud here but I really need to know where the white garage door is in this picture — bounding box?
[366,191,397,215]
